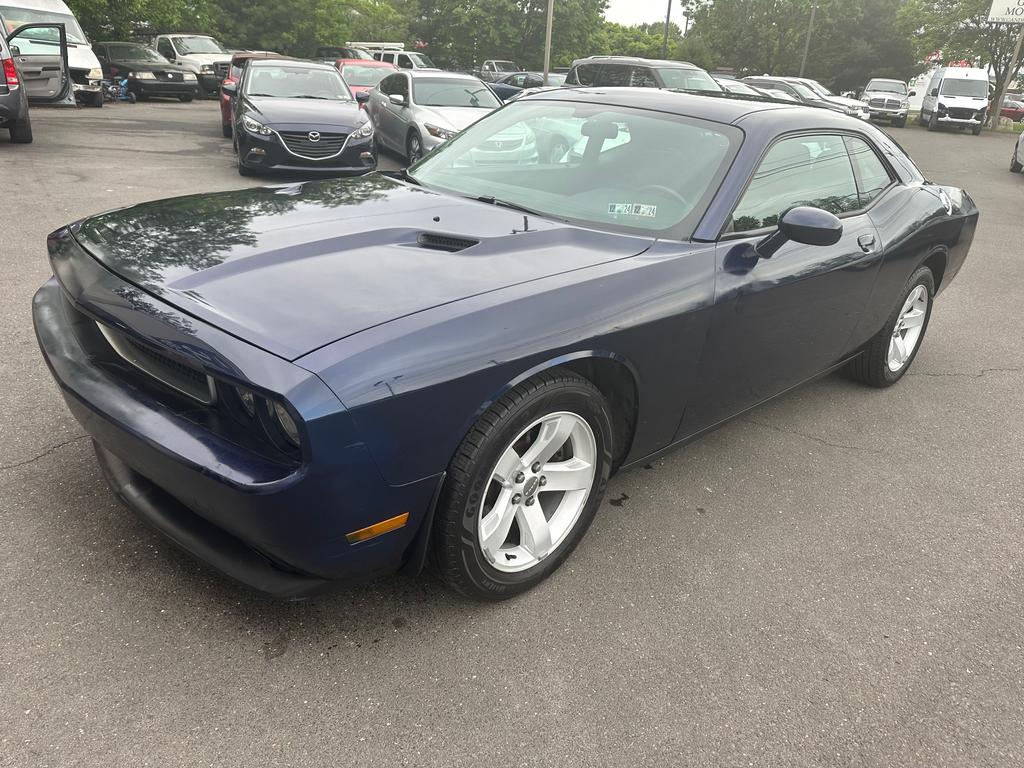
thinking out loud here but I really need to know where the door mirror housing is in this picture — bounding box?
[930,87,939,97]
[908,90,916,97]
[221,81,236,95]
[388,93,406,106]
[355,90,370,103]
[754,206,843,259]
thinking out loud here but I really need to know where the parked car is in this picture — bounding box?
[373,48,437,70]
[787,76,870,120]
[999,98,1024,122]
[475,59,519,82]
[566,56,722,91]
[0,0,103,106]
[219,51,287,137]
[152,33,230,97]
[1011,129,1023,173]
[743,75,864,117]
[712,76,781,100]
[314,45,372,64]
[336,58,397,99]
[2,14,75,140]
[223,59,376,176]
[365,70,500,162]
[859,78,910,127]
[490,71,565,101]
[94,42,198,102]
[0,28,31,140]
[33,88,977,599]
[918,66,991,135]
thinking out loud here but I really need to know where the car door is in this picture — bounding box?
[5,23,72,105]
[678,132,886,437]
[371,73,400,149]
[156,38,176,64]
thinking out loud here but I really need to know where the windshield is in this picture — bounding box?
[408,53,435,67]
[493,61,518,72]
[341,64,394,87]
[409,100,740,237]
[1,6,87,43]
[787,81,819,100]
[657,67,722,92]
[246,65,352,100]
[413,77,500,108]
[803,79,833,96]
[174,36,227,55]
[866,80,907,95]
[718,79,761,96]
[940,78,989,98]
[108,43,166,62]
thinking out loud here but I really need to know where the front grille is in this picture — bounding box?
[214,62,230,79]
[279,131,348,159]
[156,70,184,81]
[947,107,978,120]
[481,136,524,151]
[869,97,901,109]
[97,322,216,404]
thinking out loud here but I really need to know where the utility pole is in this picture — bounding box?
[543,0,554,85]
[990,23,1024,129]
[662,0,673,59]
[799,4,817,78]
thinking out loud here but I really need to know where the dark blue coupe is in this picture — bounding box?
[34,89,977,600]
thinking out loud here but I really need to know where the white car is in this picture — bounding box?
[152,34,231,97]
[785,76,870,120]
[1011,130,1023,173]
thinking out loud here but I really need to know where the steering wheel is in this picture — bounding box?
[637,184,689,209]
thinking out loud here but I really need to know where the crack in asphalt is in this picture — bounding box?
[0,434,89,472]
[908,367,1022,379]
[737,418,884,455]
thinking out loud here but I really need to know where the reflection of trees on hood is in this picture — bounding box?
[76,174,394,286]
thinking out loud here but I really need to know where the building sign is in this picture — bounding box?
[989,0,1024,22]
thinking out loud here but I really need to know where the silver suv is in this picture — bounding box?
[566,56,722,92]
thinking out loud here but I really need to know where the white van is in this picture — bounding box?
[917,66,991,135]
[0,0,102,105]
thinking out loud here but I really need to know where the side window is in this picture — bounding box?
[397,54,413,69]
[572,63,600,86]
[510,74,526,87]
[730,134,860,233]
[599,64,631,87]
[395,74,409,98]
[378,74,398,95]
[630,67,657,88]
[157,39,174,59]
[844,136,893,206]
[525,74,543,88]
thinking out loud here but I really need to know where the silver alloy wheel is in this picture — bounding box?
[478,411,597,573]
[887,285,928,372]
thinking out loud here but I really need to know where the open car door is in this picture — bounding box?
[5,23,73,106]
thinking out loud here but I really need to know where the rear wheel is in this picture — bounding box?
[179,94,193,103]
[9,116,32,143]
[845,266,935,388]
[434,369,613,600]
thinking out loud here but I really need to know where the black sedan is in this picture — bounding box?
[490,71,566,101]
[94,42,199,102]
[33,89,976,600]
[223,59,376,176]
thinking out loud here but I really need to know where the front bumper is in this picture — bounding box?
[198,73,222,96]
[869,108,907,121]
[237,128,377,175]
[936,114,983,126]
[32,241,440,596]
[129,79,199,99]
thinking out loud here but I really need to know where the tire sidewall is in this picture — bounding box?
[453,383,613,598]
[880,267,936,385]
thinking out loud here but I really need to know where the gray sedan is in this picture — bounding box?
[365,70,500,163]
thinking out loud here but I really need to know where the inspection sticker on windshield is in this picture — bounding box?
[608,203,657,218]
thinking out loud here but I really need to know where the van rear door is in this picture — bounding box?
[5,23,73,105]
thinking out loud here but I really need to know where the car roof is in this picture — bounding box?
[406,69,475,79]
[867,78,905,84]
[248,58,334,71]
[572,56,700,69]
[337,58,394,66]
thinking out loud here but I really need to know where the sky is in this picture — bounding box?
[604,0,683,27]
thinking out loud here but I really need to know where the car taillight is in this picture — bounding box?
[3,57,19,87]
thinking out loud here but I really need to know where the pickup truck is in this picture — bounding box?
[152,34,231,97]
[475,60,519,82]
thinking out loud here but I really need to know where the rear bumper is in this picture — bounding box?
[32,250,440,596]
[0,88,28,124]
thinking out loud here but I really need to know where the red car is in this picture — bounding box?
[336,58,398,103]
[220,51,284,137]
[1001,99,1024,123]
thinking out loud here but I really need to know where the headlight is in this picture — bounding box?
[270,401,300,447]
[844,105,860,115]
[242,115,273,136]
[351,120,373,139]
[133,71,156,80]
[182,72,197,81]
[425,123,458,140]
[900,99,910,109]
[200,64,215,74]
[87,67,102,80]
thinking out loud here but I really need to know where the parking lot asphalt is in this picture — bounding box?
[2,100,1023,767]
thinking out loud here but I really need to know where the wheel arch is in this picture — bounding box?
[921,246,948,292]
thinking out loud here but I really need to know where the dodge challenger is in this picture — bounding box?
[33,89,978,600]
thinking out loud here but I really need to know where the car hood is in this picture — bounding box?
[862,90,907,101]
[414,105,492,132]
[245,96,364,129]
[70,175,652,360]
[112,60,193,74]
[180,52,229,65]
[824,95,867,108]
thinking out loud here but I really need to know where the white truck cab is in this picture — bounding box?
[918,66,992,135]
[152,33,230,97]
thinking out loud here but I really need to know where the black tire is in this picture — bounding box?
[127,92,137,104]
[845,266,936,388]
[179,94,193,103]
[9,116,32,143]
[221,122,232,138]
[406,130,423,164]
[971,124,982,136]
[893,117,906,128]
[434,369,614,600]
[1011,150,1022,173]
[927,111,939,132]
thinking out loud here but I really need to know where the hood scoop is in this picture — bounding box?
[416,232,480,253]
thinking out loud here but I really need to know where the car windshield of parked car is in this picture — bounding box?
[804,80,834,96]
[657,67,722,91]
[1,6,88,43]
[493,61,518,72]
[718,79,761,96]
[341,64,393,87]
[175,36,226,54]
[246,65,353,100]
[409,100,739,237]
[546,73,567,86]
[108,43,166,62]
[867,80,908,95]
[407,53,435,67]
[413,77,500,108]
[940,78,988,98]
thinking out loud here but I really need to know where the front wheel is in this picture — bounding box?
[434,369,613,600]
[845,266,935,387]
[1011,148,1022,173]
[971,124,982,136]
[927,112,939,131]
[406,131,423,164]
[179,94,193,103]
[893,117,906,128]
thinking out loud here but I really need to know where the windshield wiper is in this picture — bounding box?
[294,95,331,100]
[248,93,276,98]
[473,195,547,217]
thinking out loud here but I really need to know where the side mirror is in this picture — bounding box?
[908,90,916,97]
[355,90,369,103]
[754,206,843,259]
[221,81,236,95]
[930,88,939,97]
[388,93,406,106]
